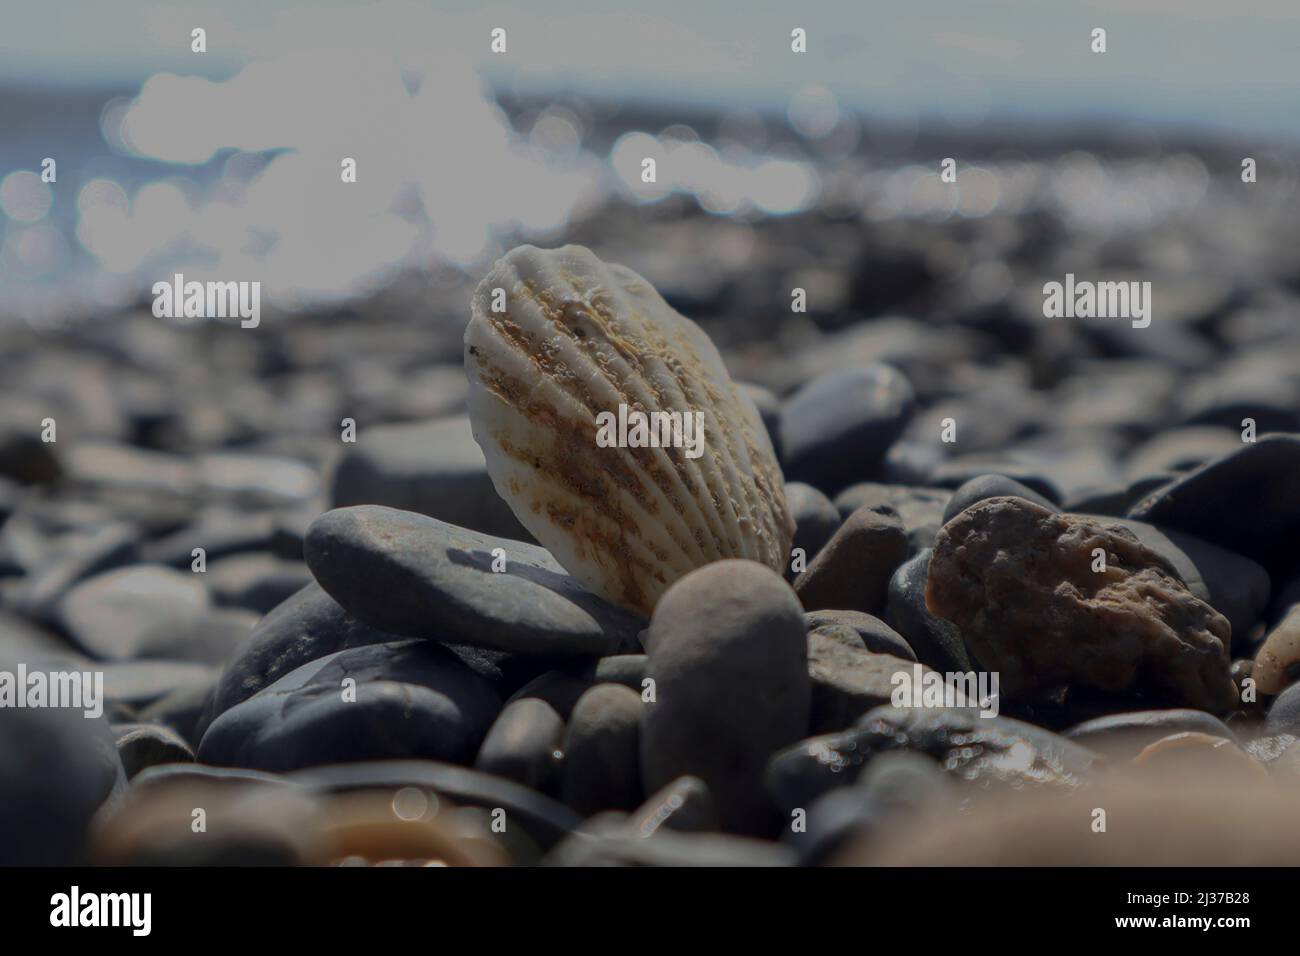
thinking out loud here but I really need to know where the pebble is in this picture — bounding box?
[1128,434,1300,572]
[305,505,644,656]
[766,705,1098,814]
[1123,426,1243,483]
[884,550,971,672]
[474,698,565,792]
[794,505,908,616]
[197,640,502,772]
[1098,517,1270,648]
[1064,709,1236,757]
[91,775,323,866]
[779,365,915,494]
[288,759,581,851]
[17,522,140,621]
[101,660,219,711]
[113,722,195,778]
[628,776,717,837]
[783,481,842,567]
[803,610,915,660]
[0,702,125,865]
[1266,682,1300,735]
[786,751,952,865]
[640,560,810,832]
[807,627,926,733]
[854,772,1300,865]
[54,564,213,661]
[139,510,274,567]
[831,483,951,553]
[929,455,1061,503]
[1131,731,1265,778]
[206,553,314,614]
[330,416,531,540]
[927,497,1237,712]
[941,474,1058,524]
[561,683,644,816]
[1253,604,1300,695]
[203,582,398,730]
[506,669,595,720]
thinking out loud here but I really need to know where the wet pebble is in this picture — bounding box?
[198,640,502,772]
[884,550,971,672]
[803,610,915,660]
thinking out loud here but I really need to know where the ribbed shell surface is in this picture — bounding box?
[464,244,794,616]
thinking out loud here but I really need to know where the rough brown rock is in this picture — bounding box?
[925,496,1236,713]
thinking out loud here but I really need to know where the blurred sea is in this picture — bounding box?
[2,0,1298,324]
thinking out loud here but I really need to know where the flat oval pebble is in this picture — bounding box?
[464,244,793,617]
[305,505,644,656]
[927,496,1236,712]
[54,564,213,661]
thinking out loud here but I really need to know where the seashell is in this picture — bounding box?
[463,244,794,616]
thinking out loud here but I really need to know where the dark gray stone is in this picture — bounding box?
[795,505,908,616]
[1129,435,1300,572]
[884,550,972,672]
[474,697,564,792]
[784,481,841,567]
[641,560,809,833]
[305,506,644,656]
[780,365,915,494]
[803,610,915,661]
[941,474,1059,524]
[561,683,643,816]
[198,640,502,772]
[330,416,531,540]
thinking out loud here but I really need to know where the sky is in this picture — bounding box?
[2,0,1298,136]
